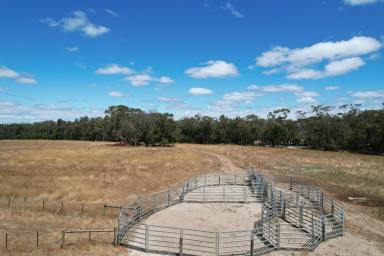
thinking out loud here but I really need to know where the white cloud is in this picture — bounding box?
[96,64,173,87]
[222,2,244,18]
[211,91,262,112]
[343,0,381,5]
[96,64,133,75]
[105,8,119,17]
[66,46,79,52]
[0,66,19,78]
[350,90,384,98]
[248,84,319,104]
[188,87,213,95]
[125,73,153,87]
[0,65,37,84]
[254,36,381,80]
[287,57,365,80]
[0,100,103,123]
[185,60,239,78]
[41,10,110,38]
[158,97,180,102]
[157,76,174,84]
[108,91,123,97]
[325,86,340,91]
[16,77,37,84]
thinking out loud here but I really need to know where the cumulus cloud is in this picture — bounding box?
[96,64,174,87]
[249,84,320,104]
[66,46,79,52]
[41,10,110,38]
[350,90,384,104]
[343,0,381,5]
[96,64,133,75]
[325,86,340,91]
[253,36,381,80]
[156,76,175,84]
[188,87,213,95]
[0,65,37,84]
[125,73,153,87]
[0,100,103,123]
[185,60,239,78]
[108,91,123,97]
[287,57,365,79]
[222,2,244,18]
[211,91,262,112]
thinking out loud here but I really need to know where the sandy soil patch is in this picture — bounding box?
[144,202,262,232]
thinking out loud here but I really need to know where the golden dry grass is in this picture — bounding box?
[0,140,383,255]
[178,144,384,201]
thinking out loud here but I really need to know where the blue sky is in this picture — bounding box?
[0,0,383,123]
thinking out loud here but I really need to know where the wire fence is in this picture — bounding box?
[0,196,121,218]
[117,170,346,256]
[0,229,116,252]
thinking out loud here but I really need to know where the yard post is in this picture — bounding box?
[216,232,220,256]
[61,201,64,215]
[250,230,254,256]
[113,227,117,246]
[5,233,8,251]
[145,224,149,252]
[331,199,335,215]
[281,191,285,219]
[36,231,39,248]
[89,231,91,243]
[179,228,184,256]
[7,196,11,208]
[289,177,293,191]
[61,231,66,248]
[321,212,326,241]
[299,203,304,229]
[243,185,247,202]
[168,190,171,207]
[311,212,315,248]
[42,199,45,212]
[203,186,206,202]
[81,203,84,215]
[103,204,107,216]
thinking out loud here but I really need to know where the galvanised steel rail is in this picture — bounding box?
[117,170,344,255]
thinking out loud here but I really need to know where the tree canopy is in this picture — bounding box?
[0,104,383,155]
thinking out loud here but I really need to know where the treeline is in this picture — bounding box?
[0,104,383,155]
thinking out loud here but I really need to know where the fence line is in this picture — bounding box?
[0,196,121,218]
[0,229,116,252]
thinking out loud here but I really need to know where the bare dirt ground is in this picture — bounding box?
[144,202,261,232]
[0,140,383,255]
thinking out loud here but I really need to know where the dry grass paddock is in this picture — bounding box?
[0,140,383,255]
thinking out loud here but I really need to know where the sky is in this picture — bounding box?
[0,0,383,123]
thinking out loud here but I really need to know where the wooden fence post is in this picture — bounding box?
[81,203,84,215]
[7,197,11,208]
[113,228,117,246]
[42,199,45,212]
[289,177,293,191]
[88,231,92,243]
[61,201,64,215]
[36,231,39,248]
[5,233,8,251]
[61,231,66,248]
